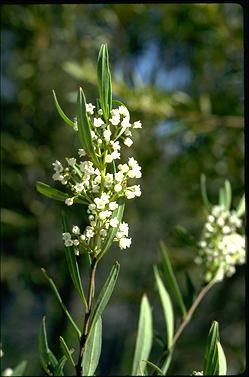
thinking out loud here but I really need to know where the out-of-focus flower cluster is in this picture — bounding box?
[52,103,142,255]
[195,204,245,282]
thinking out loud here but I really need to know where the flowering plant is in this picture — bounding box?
[26,44,245,376]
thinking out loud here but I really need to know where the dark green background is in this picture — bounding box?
[1,4,245,375]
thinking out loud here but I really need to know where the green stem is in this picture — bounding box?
[76,256,98,376]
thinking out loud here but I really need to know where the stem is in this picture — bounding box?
[155,279,215,374]
[76,256,98,376]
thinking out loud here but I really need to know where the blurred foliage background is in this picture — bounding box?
[1,4,245,376]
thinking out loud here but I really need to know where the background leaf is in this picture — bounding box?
[132,294,153,376]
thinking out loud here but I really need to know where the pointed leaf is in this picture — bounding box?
[154,266,174,349]
[143,360,164,376]
[97,44,112,121]
[200,174,211,212]
[12,361,27,376]
[224,180,232,210]
[77,87,99,167]
[161,351,172,375]
[160,241,187,317]
[132,295,153,376]
[62,212,88,310]
[38,317,58,375]
[41,268,81,339]
[98,197,125,260]
[36,181,88,204]
[217,341,227,375]
[59,336,75,368]
[236,194,245,217]
[204,321,220,375]
[52,90,74,127]
[219,188,225,208]
[88,262,120,340]
[82,317,102,376]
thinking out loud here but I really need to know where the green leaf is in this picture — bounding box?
[41,268,81,339]
[12,361,27,376]
[52,90,74,127]
[38,316,58,375]
[59,336,75,368]
[161,352,172,375]
[200,174,211,212]
[88,262,120,340]
[217,341,227,375]
[160,240,187,317]
[224,180,232,210]
[62,212,88,310]
[97,44,112,121]
[54,356,67,376]
[112,99,126,108]
[154,266,174,349]
[236,194,245,217]
[132,294,153,376]
[204,321,221,375]
[77,87,99,167]
[98,197,125,260]
[143,360,164,376]
[36,181,88,204]
[219,188,225,208]
[82,317,102,376]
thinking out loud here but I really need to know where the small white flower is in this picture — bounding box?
[115,171,124,182]
[86,103,95,114]
[62,232,71,241]
[52,160,63,173]
[72,225,80,234]
[104,173,114,188]
[99,210,112,220]
[133,120,142,129]
[85,226,95,239]
[110,140,121,150]
[110,217,119,227]
[73,118,78,131]
[118,105,130,117]
[67,157,76,167]
[65,197,74,206]
[109,201,118,211]
[111,151,120,160]
[65,239,73,247]
[74,183,84,193]
[73,239,80,246]
[118,163,129,173]
[78,148,86,157]
[105,154,113,163]
[124,137,133,147]
[103,129,112,142]
[119,237,132,250]
[114,183,122,192]
[93,117,104,128]
[52,172,64,181]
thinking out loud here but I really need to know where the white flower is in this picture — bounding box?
[73,118,78,131]
[99,210,112,220]
[86,103,95,114]
[110,217,119,227]
[115,171,124,182]
[105,154,113,163]
[74,183,84,193]
[133,120,142,129]
[110,140,120,150]
[119,237,132,250]
[114,183,122,192]
[103,129,112,142]
[118,163,129,173]
[62,232,71,241]
[121,118,130,129]
[74,239,80,246]
[52,172,64,181]
[93,117,104,128]
[125,185,141,199]
[94,193,110,209]
[78,148,86,157]
[110,151,120,160]
[104,173,114,188]
[118,105,130,118]
[65,197,74,206]
[67,157,76,167]
[52,160,63,173]
[79,161,95,174]
[72,225,80,235]
[124,137,133,147]
[109,201,118,211]
[85,226,94,239]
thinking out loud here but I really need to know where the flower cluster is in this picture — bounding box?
[195,205,245,282]
[53,103,142,254]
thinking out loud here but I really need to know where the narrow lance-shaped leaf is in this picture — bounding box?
[219,188,226,208]
[160,240,187,317]
[154,266,174,349]
[36,181,88,204]
[97,44,112,121]
[59,336,75,368]
[200,174,211,212]
[52,90,74,127]
[62,212,88,310]
[77,87,99,167]
[38,317,58,375]
[12,361,27,377]
[143,360,164,376]
[41,268,81,339]
[224,180,232,210]
[132,294,153,376]
[204,320,220,375]
[87,262,120,340]
[98,197,125,260]
[217,341,227,375]
[82,317,102,376]
[236,194,245,217]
